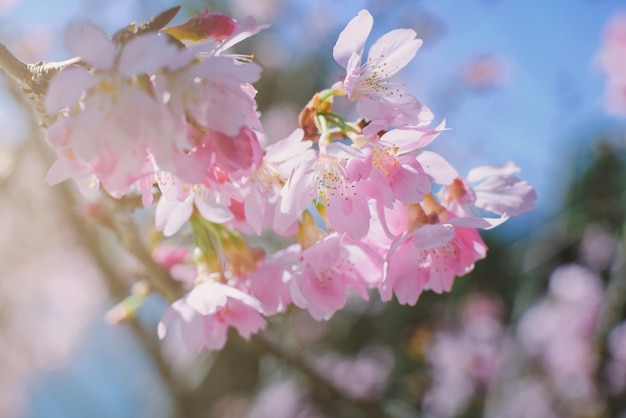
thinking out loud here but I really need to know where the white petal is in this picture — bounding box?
[65,21,116,69]
[45,66,93,114]
[466,161,520,183]
[333,9,373,68]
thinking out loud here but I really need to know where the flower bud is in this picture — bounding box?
[163,9,237,42]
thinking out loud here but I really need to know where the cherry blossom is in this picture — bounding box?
[332,9,433,135]
[36,7,537,354]
[290,233,383,320]
[158,280,266,352]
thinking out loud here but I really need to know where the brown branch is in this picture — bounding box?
[100,192,185,303]
[0,43,31,85]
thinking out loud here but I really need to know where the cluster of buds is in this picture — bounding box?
[43,8,536,351]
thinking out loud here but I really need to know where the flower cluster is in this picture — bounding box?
[44,8,536,352]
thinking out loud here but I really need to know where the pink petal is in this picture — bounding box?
[473,175,537,217]
[224,299,266,339]
[333,9,373,68]
[65,21,116,69]
[466,161,520,183]
[279,160,316,219]
[390,161,430,203]
[155,197,193,237]
[446,214,509,230]
[295,265,348,321]
[368,28,422,72]
[118,33,183,76]
[44,66,94,114]
[416,151,459,185]
[195,192,234,224]
[201,317,229,351]
[411,223,456,250]
[326,193,370,240]
[185,282,229,315]
[217,16,270,53]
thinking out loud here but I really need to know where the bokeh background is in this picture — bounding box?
[1,0,626,417]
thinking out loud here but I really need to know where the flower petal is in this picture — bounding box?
[65,21,116,69]
[45,66,94,114]
[333,9,373,68]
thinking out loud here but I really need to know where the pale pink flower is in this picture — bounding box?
[279,142,371,240]
[158,281,266,352]
[44,23,184,196]
[243,129,314,235]
[423,297,504,417]
[249,245,300,315]
[442,161,536,218]
[290,233,382,321]
[517,265,604,404]
[158,58,262,138]
[315,345,394,400]
[247,380,324,418]
[44,117,100,196]
[356,123,447,207]
[333,9,433,135]
[154,173,233,237]
[379,203,502,305]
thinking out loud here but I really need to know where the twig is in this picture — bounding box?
[101,193,185,303]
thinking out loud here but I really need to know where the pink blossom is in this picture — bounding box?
[243,129,314,235]
[516,265,604,403]
[333,9,433,135]
[280,142,371,240]
[154,173,233,237]
[44,23,185,196]
[249,245,299,315]
[315,345,394,400]
[356,123,447,207]
[423,297,504,417]
[158,281,266,352]
[379,203,497,305]
[442,161,536,218]
[290,234,382,320]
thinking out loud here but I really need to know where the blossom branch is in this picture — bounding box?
[6,65,193,418]
[0,42,80,95]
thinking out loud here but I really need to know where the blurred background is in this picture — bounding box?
[1,0,626,417]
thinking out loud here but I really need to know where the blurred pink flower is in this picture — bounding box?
[315,345,394,400]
